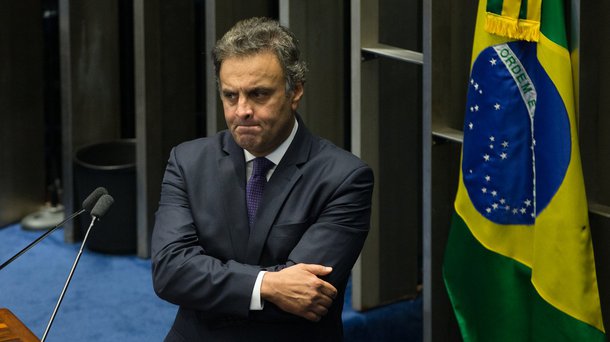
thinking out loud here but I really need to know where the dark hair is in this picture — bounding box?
[212,17,307,93]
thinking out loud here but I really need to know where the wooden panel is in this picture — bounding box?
[590,213,610,333]
[379,0,421,51]
[281,0,347,147]
[377,58,421,302]
[352,55,381,310]
[0,308,39,342]
[134,0,199,257]
[428,139,462,341]
[134,0,162,259]
[424,0,476,340]
[351,0,421,310]
[60,0,122,241]
[580,0,610,333]
[580,0,610,208]
[0,0,45,226]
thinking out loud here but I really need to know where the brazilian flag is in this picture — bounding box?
[443,0,606,340]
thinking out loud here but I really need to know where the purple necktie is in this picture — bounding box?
[247,157,274,228]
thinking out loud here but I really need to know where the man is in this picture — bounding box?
[151,17,373,341]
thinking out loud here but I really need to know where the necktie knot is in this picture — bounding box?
[252,157,274,178]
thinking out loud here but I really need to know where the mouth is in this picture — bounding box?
[235,125,261,134]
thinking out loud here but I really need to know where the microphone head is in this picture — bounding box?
[82,187,108,212]
[91,194,114,219]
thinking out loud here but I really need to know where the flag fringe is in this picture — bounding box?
[485,12,540,42]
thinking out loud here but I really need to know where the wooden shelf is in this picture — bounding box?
[362,43,423,64]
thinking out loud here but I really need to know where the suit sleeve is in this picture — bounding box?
[253,163,374,322]
[286,164,374,285]
[151,147,260,319]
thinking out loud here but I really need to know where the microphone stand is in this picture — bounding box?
[0,209,85,271]
[40,215,98,342]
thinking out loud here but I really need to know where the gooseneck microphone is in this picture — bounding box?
[0,187,108,271]
[41,194,114,342]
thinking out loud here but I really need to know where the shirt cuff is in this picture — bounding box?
[249,271,266,310]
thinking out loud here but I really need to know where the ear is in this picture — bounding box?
[290,83,304,111]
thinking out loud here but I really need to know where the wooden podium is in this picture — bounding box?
[0,309,39,342]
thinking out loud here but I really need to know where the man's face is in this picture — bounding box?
[219,51,304,157]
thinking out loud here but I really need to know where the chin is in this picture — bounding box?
[236,137,259,151]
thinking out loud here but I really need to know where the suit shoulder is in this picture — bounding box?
[172,131,227,158]
[308,137,372,181]
[313,137,369,169]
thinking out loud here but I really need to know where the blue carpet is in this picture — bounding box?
[0,224,176,341]
[0,223,421,341]
[343,282,422,342]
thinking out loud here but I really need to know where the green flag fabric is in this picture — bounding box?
[443,0,605,340]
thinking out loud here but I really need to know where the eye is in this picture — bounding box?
[222,91,237,103]
[250,89,271,101]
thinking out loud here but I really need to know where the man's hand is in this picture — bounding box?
[260,263,337,322]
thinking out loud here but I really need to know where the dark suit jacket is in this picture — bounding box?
[151,118,373,341]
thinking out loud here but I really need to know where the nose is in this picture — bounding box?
[235,96,253,119]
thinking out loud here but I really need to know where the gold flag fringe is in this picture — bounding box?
[485,12,540,42]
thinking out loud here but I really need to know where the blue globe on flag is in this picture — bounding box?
[461,41,571,226]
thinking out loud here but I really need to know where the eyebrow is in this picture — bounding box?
[249,87,273,94]
[221,86,274,95]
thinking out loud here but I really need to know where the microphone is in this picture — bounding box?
[41,194,114,342]
[0,187,108,271]
[90,194,114,219]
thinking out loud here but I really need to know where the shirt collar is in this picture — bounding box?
[244,118,299,165]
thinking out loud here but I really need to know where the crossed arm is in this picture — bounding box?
[151,148,373,322]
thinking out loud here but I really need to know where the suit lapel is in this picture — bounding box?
[218,133,250,262]
[245,119,313,263]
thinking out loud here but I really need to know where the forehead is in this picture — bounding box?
[219,51,284,87]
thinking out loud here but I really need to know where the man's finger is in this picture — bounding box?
[312,304,329,317]
[304,312,321,322]
[299,263,333,276]
[318,281,338,299]
[314,295,334,309]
